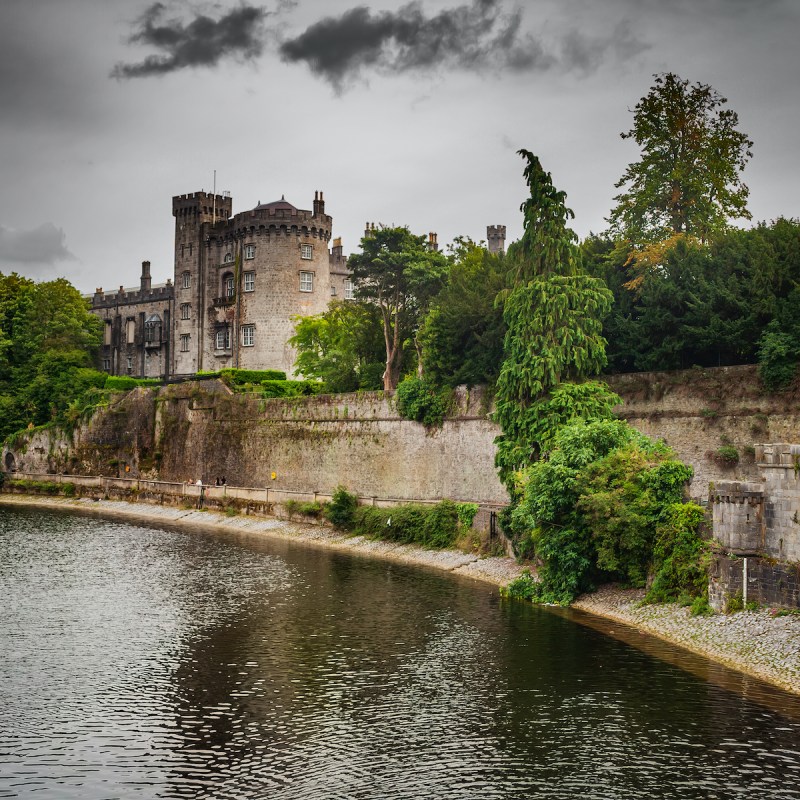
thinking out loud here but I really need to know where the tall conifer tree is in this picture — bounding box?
[494,151,615,488]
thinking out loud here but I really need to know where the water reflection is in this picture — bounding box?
[1,507,800,799]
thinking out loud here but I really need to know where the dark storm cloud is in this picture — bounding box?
[111,2,270,78]
[278,0,648,90]
[278,0,550,88]
[0,224,75,270]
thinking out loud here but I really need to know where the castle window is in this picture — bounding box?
[102,358,111,372]
[224,252,233,263]
[244,244,256,260]
[331,286,337,296]
[244,272,255,292]
[301,243,313,260]
[189,243,193,256]
[126,319,135,344]
[241,324,255,347]
[299,271,314,292]
[180,333,190,352]
[144,314,162,345]
[344,279,354,300]
[180,303,191,320]
[104,321,112,346]
[223,273,235,298]
[182,271,191,289]
[215,327,231,351]
[181,244,185,257]
[126,356,133,374]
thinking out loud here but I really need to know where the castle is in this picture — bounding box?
[90,190,505,380]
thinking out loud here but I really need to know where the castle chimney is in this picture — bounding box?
[313,190,325,216]
[487,225,506,254]
[428,232,439,252]
[332,236,343,259]
[140,260,152,293]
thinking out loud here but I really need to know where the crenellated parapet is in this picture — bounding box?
[711,480,765,555]
[711,443,800,562]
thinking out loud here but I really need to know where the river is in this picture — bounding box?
[2,507,800,799]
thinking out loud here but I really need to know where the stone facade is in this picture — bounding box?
[710,443,800,610]
[711,444,800,563]
[90,190,352,379]
[91,261,173,379]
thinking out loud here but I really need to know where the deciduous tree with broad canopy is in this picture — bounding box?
[347,226,449,391]
[609,72,753,247]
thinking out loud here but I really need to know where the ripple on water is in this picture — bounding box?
[2,508,800,799]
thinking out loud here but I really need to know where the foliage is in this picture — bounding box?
[347,226,450,391]
[419,238,507,387]
[105,376,161,390]
[289,300,385,392]
[261,380,322,398]
[283,499,325,518]
[714,445,739,465]
[324,486,360,529]
[509,419,701,606]
[758,326,800,390]
[500,570,539,601]
[609,72,753,246]
[219,368,287,386]
[587,218,800,373]
[493,151,613,486]
[352,499,465,549]
[0,274,102,441]
[690,595,713,616]
[6,478,75,496]
[395,376,451,427]
[455,502,479,530]
[645,502,709,603]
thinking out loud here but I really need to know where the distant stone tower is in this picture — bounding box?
[487,225,506,254]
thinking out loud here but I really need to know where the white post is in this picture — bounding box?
[743,557,748,607]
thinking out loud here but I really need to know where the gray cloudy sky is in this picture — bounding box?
[0,0,798,291]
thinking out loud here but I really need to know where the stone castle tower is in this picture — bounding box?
[172,190,350,377]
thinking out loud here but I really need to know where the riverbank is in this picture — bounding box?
[2,493,798,697]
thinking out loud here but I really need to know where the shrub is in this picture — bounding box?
[420,499,460,548]
[714,445,739,466]
[261,380,321,397]
[220,368,287,387]
[455,502,479,530]
[726,590,744,613]
[105,376,161,390]
[283,499,325,518]
[690,595,713,616]
[395,377,450,427]
[500,570,539,601]
[351,499,463,548]
[325,486,359,529]
[645,502,709,604]
[758,326,800,391]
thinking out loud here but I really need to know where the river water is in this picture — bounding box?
[2,507,800,799]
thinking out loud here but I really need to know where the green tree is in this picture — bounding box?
[609,72,753,246]
[347,226,449,391]
[493,151,614,486]
[0,274,103,439]
[418,237,506,387]
[290,300,385,392]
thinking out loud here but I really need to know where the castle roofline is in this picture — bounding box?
[254,195,296,212]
